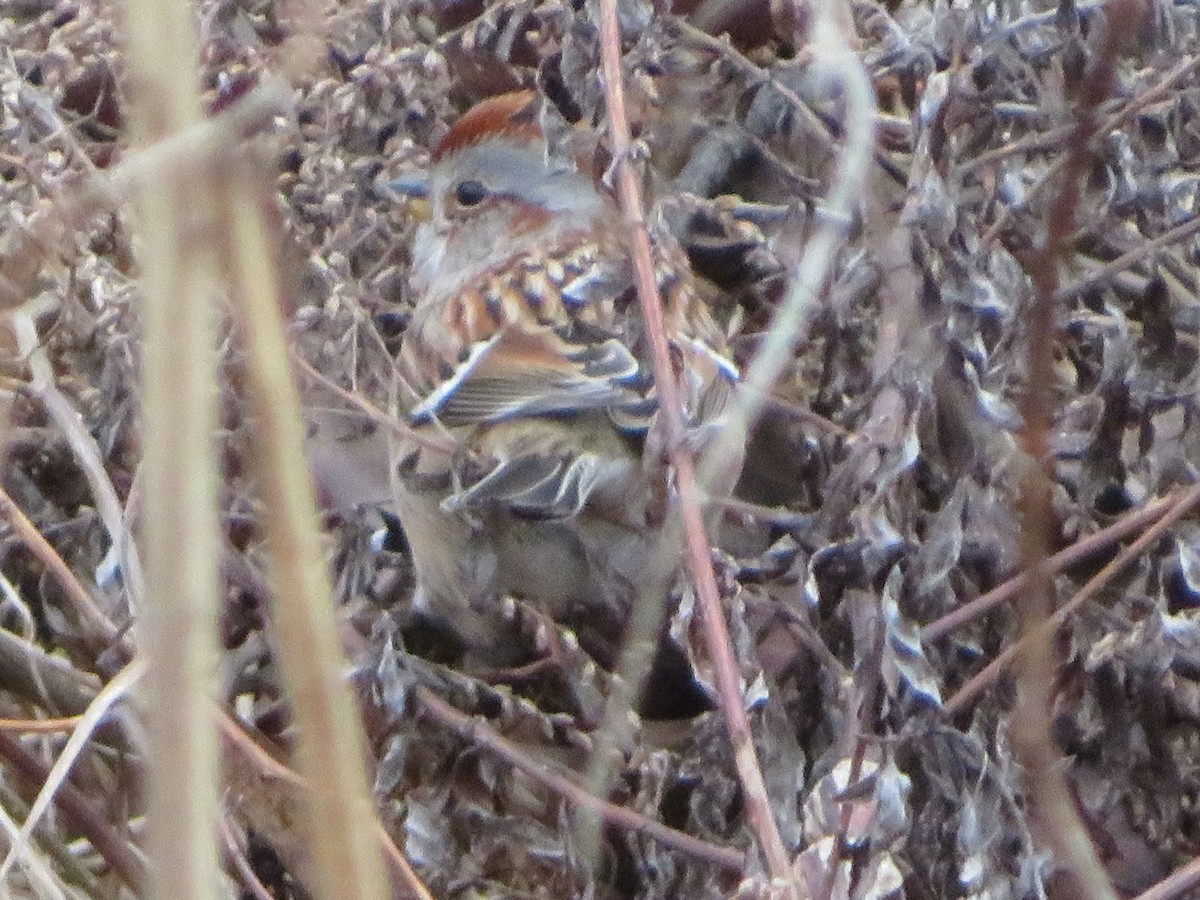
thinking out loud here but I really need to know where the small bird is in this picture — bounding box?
[389,91,744,665]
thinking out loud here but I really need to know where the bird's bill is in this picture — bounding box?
[389,174,431,221]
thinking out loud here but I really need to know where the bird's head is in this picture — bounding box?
[395,92,607,302]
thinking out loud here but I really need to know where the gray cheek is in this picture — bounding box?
[449,213,516,267]
[410,224,446,295]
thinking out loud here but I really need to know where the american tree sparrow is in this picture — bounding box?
[388,91,745,663]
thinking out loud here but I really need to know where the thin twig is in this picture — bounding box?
[0,716,84,734]
[1001,5,1131,895]
[0,629,99,718]
[1054,213,1200,301]
[593,0,793,883]
[708,495,811,527]
[1132,854,1200,900]
[0,483,121,648]
[217,714,433,899]
[765,394,853,438]
[823,120,916,900]
[0,80,291,312]
[0,660,145,889]
[999,0,1108,33]
[820,608,885,900]
[922,491,1178,641]
[960,123,1075,174]
[10,310,146,619]
[0,797,64,900]
[291,351,459,456]
[416,687,745,872]
[671,17,836,153]
[720,3,876,470]
[0,730,144,892]
[219,816,279,900]
[981,52,1200,247]
[943,481,1200,717]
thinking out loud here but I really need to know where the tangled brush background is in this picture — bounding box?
[1,0,1200,896]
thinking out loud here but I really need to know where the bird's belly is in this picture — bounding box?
[491,515,644,612]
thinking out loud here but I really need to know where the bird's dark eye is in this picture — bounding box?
[454,179,488,207]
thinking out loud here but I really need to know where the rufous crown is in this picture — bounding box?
[432,91,541,163]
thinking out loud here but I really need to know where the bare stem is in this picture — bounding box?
[118,0,222,893]
[417,688,745,872]
[219,156,388,900]
[1133,854,1200,900]
[1001,5,1137,897]
[592,0,793,883]
[218,713,430,899]
[923,491,1177,641]
[943,483,1200,717]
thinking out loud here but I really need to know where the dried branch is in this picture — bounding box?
[416,687,745,872]
[9,311,146,619]
[671,17,836,153]
[981,52,1200,247]
[0,629,99,718]
[218,714,432,899]
[0,716,84,734]
[922,491,1178,641]
[1001,5,1134,896]
[719,4,875,474]
[943,481,1200,717]
[218,155,388,900]
[220,816,277,900]
[1133,854,1200,900]
[117,0,225,895]
[0,660,144,890]
[0,729,144,892]
[0,81,290,313]
[0,484,121,649]
[291,352,459,455]
[592,0,793,883]
[1054,213,1200,301]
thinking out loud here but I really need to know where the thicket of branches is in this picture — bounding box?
[1,0,1199,897]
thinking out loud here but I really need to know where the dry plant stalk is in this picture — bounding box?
[592,0,793,885]
[923,491,1178,641]
[0,716,83,734]
[10,309,147,619]
[0,662,146,893]
[943,483,1200,717]
[0,483,119,647]
[1006,2,1136,897]
[727,2,874,468]
[219,714,430,898]
[416,687,744,872]
[218,158,387,900]
[117,0,222,895]
[0,628,98,718]
[1134,855,1200,900]
[584,0,875,886]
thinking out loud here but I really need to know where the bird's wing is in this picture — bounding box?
[410,321,655,430]
[405,319,649,520]
[440,447,611,520]
[402,242,739,521]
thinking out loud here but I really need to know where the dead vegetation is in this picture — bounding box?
[2,0,1200,897]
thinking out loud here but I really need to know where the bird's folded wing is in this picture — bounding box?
[406,304,737,520]
[407,321,650,519]
[440,450,608,520]
[409,323,653,428]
